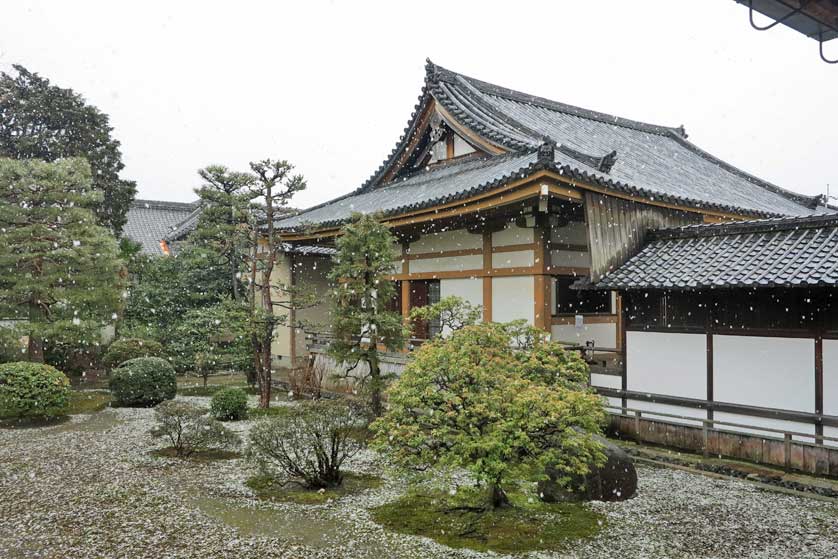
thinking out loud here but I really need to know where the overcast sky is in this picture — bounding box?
[2,1,837,208]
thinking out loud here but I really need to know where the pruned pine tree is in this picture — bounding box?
[247,159,306,408]
[0,65,136,234]
[328,213,406,417]
[0,158,123,362]
[192,165,255,301]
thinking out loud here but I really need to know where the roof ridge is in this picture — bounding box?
[426,60,684,137]
[132,199,199,211]
[652,213,838,240]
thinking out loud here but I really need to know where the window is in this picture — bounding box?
[555,276,612,315]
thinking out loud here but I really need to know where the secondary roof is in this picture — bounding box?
[594,213,838,290]
[278,61,822,231]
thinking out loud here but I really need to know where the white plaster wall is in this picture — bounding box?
[439,278,483,336]
[824,339,838,416]
[492,250,534,268]
[409,228,482,253]
[824,426,838,448]
[713,411,814,439]
[552,323,616,348]
[626,399,707,427]
[410,254,483,274]
[626,331,706,399]
[549,220,587,245]
[550,249,590,268]
[492,276,533,324]
[714,335,814,413]
[590,373,621,390]
[492,224,533,246]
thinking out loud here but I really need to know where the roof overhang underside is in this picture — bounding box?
[737,0,838,42]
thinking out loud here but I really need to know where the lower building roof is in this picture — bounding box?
[594,213,838,290]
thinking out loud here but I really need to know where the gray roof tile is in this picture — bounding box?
[594,213,838,290]
[281,61,821,230]
[123,199,199,255]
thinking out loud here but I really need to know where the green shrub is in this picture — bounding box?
[102,338,164,370]
[150,400,241,457]
[109,357,176,407]
[0,361,70,419]
[210,387,249,421]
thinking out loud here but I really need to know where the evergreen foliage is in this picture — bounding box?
[328,213,406,416]
[109,356,177,407]
[371,322,606,509]
[168,299,253,383]
[0,65,136,233]
[102,338,164,370]
[210,387,249,421]
[408,295,482,336]
[0,158,124,362]
[0,361,70,419]
[121,244,230,342]
[192,165,255,301]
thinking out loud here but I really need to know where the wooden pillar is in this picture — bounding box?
[706,332,714,421]
[620,292,628,411]
[815,335,824,442]
[401,242,411,329]
[482,231,492,322]
[533,216,551,332]
[288,253,297,367]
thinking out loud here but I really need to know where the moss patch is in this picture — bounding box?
[247,404,295,419]
[371,487,603,554]
[246,472,382,505]
[150,447,241,462]
[68,390,112,414]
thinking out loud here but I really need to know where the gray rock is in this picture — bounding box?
[539,434,637,502]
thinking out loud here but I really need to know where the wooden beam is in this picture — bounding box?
[492,243,537,253]
[552,314,617,325]
[482,231,492,323]
[405,247,483,260]
[379,99,438,185]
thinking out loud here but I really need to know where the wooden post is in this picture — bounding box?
[620,292,628,412]
[706,332,714,421]
[482,231,492,322]
[815,336,824,444]
[784,433,792,472]
[533,215,551,332]
[702,419,709,458]
[634,410,642,443]
[288,253,296,368]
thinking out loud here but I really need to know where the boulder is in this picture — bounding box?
[538,434,637,502]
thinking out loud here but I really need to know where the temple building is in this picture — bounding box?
[271,60,836,468]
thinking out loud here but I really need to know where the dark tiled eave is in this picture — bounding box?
[595,214,838,291]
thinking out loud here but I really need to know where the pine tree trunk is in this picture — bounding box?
[369,350,383,417]
[27,334,44,363]
[488,483,510,509]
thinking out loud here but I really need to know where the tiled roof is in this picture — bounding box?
[123,199,199,255]
[594,213,838,290]
[279,60,821,230]
[276,151,538,230]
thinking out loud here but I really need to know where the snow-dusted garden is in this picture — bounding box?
[1,391,836,559]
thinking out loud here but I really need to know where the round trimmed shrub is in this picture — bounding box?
[210,387,249,421]
[102,338,164,370]
[0,362,70,419]
[109,357,176,407]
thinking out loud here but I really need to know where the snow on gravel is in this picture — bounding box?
[0,395,836,559]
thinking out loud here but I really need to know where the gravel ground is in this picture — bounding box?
[1,395,836,559]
